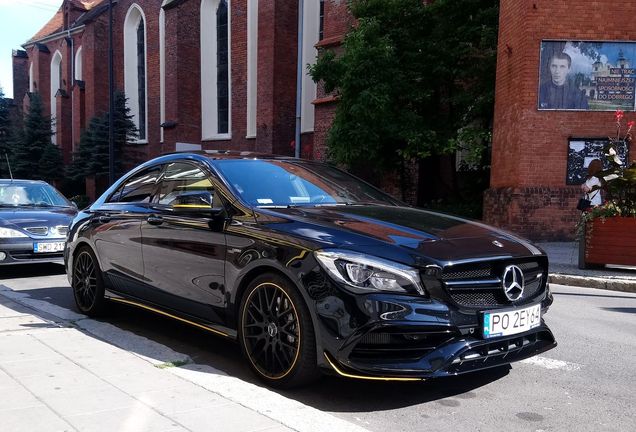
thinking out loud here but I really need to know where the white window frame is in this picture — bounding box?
[246,0,257,138]
[29,62,34,93]
[74,46,83,81]
[200,0,232,141]
[124,3,149,144]
[301,0,320,133]
[50,50,63,146]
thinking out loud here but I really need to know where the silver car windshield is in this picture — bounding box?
[0,183,72,207]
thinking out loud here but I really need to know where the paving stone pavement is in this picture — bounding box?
[538,242,636,292]
[0,291,369,432]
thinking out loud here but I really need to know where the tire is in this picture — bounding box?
[72,246,108,316]
[239,273,320,388]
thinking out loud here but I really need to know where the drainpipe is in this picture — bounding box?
[294,0,304,158]
[67,29,74,152]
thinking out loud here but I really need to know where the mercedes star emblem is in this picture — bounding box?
[502,265,524,301]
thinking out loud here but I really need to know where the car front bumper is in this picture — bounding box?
[0,238,65,265]
[305,270,556,380]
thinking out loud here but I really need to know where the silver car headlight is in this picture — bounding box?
[314,249,426,295]
[0,227,28,238]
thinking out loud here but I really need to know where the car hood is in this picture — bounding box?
[256,205,543,265]
[0,208,77,231]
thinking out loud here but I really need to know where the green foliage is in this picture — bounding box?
[8,92,63,181]
[310,0,498,171]
[39,141,65,182]
[67,91,138,180]
[578,113,636,236]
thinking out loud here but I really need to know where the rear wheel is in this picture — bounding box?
[72,247,107,316]
[239,273,319,388]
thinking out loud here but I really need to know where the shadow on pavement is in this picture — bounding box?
[2,264,512,413]
[601,307,636,314]
[0,262,66,279]
[553,292,636,300]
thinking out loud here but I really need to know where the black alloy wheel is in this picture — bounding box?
[239,273,319,388]
[72,247,107,316]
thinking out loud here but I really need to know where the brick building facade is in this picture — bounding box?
[12,0,347,196]
[485,0,636,240]
[13,0,635,240]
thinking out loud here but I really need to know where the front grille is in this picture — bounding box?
[24,226,48,236]
[440,259,547,308]
[350,329,455,361]
[56,226,69,236]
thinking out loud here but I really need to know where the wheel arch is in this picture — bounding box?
[230,264,324,359]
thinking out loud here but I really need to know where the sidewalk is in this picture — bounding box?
[539,242,636,293]
[0,288,369,432]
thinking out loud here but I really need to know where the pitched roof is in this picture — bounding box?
[25,0,109,45]
[27,6,64,44]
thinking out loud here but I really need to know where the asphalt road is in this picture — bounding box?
[1,263,635,432]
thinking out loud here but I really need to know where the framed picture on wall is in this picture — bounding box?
[539,40,636,111]
[566,137,629,185]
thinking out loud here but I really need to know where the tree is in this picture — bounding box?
[310,0,499,195]
[9,92,63,181]
[67,91,138,181]
[0,88,11,178]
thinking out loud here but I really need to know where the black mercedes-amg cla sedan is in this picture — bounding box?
[65,151,556,388]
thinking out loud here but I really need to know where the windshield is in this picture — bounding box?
[214,159,399,207]
[0,183,72,207]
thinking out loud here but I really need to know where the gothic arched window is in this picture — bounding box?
[201,0,231,139]
[124,4,148,142]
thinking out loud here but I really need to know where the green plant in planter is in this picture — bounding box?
[578,110,636,234]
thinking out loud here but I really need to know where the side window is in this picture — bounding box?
[153,162,223,208]
[108,165,162,204]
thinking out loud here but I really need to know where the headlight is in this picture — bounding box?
[0,227,28,238]
[314,249,426,295]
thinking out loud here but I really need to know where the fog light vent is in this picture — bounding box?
[0,252,6,260]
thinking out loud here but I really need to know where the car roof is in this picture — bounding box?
[0,179,48,184]
[163,150,299,161]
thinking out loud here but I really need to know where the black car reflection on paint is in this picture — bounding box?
[0,179,77,265]
[64,151,556,388]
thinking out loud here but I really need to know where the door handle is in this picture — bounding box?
[147,215,164,226]
[97,215,111,224]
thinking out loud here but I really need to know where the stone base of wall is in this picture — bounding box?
[483,186,582,241]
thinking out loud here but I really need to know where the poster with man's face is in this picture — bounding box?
[538,40,636,111]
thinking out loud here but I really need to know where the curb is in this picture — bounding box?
[549,273,636,293]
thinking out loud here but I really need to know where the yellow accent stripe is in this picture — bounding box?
[323,352,424,382]
[285,250,308,267]
[108,297,230,338]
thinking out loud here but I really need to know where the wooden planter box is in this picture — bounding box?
[580,217,636,268]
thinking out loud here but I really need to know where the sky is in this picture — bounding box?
[0,0,62,99]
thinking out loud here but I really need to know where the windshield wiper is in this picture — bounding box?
[18,203,54,208]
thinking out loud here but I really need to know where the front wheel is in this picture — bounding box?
[72,247,107,316]
[239,273,319,388]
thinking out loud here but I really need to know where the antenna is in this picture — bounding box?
[4,153,13,181]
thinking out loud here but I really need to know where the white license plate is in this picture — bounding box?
[33,242,65,253]
[483,304,541,338]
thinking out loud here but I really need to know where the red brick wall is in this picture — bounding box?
[11,51,29,103]
[487,0,636,241]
